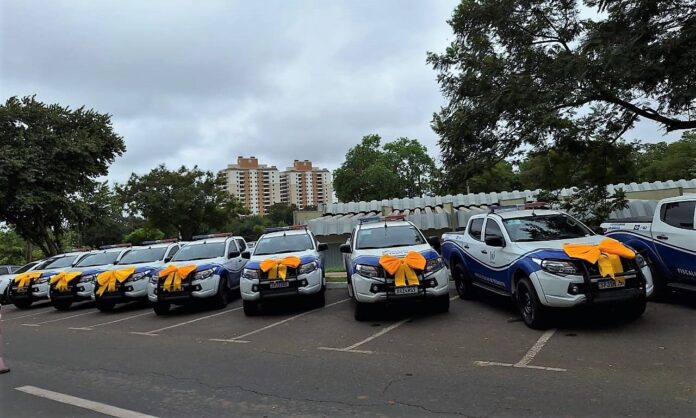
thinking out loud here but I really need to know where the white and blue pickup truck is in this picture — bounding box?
[48,245,132,310]
[0,259,50,305]
[340,215,450,321]
[601,195,696,299]
[240,226,328,316]
[92,240,183,312]
[9,251,91,309]
[147,233,248,315]
[441,206,653,329]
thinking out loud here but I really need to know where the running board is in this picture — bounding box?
[473,282,511,297]
[667,282,696,292]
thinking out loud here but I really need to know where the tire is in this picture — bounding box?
[645,255,668,302]
[96,300,115,312]
[52,300,72,311]
[622,297,647,320]
[243,299,260,316]
[431,294,450,314]
[13,299,32,310]
[312,289,326,308]
[354,301,372,321]
[516,277,549,329]
[153,301,170,315]
[2,287,11,304]
[453,261,476,300]
[211,276,230,309]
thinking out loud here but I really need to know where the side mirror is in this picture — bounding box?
[228,251,241,259]
[164,256,172,263]
[339,244,352,254]
[427,236,441,253]
[485,235,506,248]
[317,243,328,252]
[591,226,604,235]
[241,251,251,260]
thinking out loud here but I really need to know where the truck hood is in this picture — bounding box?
[511,235,606,259]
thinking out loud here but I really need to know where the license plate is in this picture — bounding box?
[269,281,290,289]
[394,286,419,295]
[598,279,625,290]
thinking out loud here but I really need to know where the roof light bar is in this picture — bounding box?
[358,214,407,224]
[192,232,235,240]
[524,202,551,209]
[263,225,308,233]
[141,238,178,245]
[99,243,132,250]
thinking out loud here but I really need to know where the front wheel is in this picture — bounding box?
[430,294,450,314]
[52,300,72,311]
[96,300,115,312]
[645,255,667,302]
[453,261,476,300]
[311,289,326,308]
[153,301,170,315]
[211,277,230,309]
[13,298,32,310]
[354,301,372,321]
[516,278,549,329]
[243,300,260,316]
[622,297,647,321]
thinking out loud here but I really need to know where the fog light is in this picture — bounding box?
[429,279,438,288]
[569,284,580,295]
[126,286,133,291]
[300,280,308,286]
[194,285,202,291]
[370,284,379,293]
[78,286,84,292]
[252,284,259,292]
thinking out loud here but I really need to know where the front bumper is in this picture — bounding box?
[148,274,220,303]
[49,281,94,303]
[93,278,149,303]
[531,268,648,308]
[352,267,450,304]
[241,268,323,301]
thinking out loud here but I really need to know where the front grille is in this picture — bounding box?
[577,257,638,278]
[259,267,298,281]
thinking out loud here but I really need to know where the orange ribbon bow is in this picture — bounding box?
[14,272,42,290]
[96,268,135,297]
[158,264,197,292]
[259,257,302,280]
[379,251,427,287]
[563,238,636,283]
[49,272,83,292]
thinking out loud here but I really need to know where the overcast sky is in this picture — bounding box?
[1,0,680,184]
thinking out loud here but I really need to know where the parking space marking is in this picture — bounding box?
[318,317,412,354]
[16,385,158,418]
[210,298,350,344]
[474,328,566,372]
[21,311,95,327]
[1,309,54,322]
[69,312,153,331]
[130,307,243,336]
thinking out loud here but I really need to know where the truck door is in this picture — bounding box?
[651,199,696,283]
[463,218,486,282]
[482,218,512,291]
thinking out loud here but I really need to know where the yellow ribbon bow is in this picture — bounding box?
[379,251,427,287]
[563,238,636,283]
[14,272,42,290]
[158,264,197,292]
[96,268,135,297]
[49,272,83,292]
[259,257,302,280]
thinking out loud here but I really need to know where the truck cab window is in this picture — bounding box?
[468,218,484,241]
[661,201,696,229]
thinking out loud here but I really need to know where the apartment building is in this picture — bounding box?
[221,157,333,215]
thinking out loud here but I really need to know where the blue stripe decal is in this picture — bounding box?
[351,249,439,268]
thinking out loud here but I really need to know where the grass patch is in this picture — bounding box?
[326,276,347,283]
[325,266,346,273]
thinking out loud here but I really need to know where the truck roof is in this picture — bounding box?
[474,209,563,220]
[358,220,413,230]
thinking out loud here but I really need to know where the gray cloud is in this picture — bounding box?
[1,0,677,186]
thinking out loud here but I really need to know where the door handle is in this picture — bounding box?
[481,249,488,254]
[463,244,469,249]
[656,234,669,240]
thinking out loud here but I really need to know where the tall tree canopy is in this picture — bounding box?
[429,0,696,192]
[0,96,125,255]
[333,134,438,202]
[118,165,244,240]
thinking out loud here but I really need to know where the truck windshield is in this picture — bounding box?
[12,262,39,274]
[356,225,425,249]
[44,255,80,269]
[117,248,167,264]
[75,251,121,267]
[172,242,225,261]
[503,215,592,242]
[254,234,314,256]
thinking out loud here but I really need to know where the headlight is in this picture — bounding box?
[425,257,445,275]
[540,260,580,276]
[149,275,159,285]
[242,268,259,280]
[298,261,318,275]
[194,268,215,280]
[634,254,647,268]
[355,264,379,278]
[36,276,49,285]
[128,271,149,282]
[79,274,95,284]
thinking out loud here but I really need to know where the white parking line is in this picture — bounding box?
[15,385,158,418]
[1,309,53,322]
[210,298,350,344]
[130,307,243,336]
[21,311,95,327]
[474,328,566,372]
[69,312,153,331]
[318,317,411,354]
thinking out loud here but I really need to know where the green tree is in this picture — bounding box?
[226,215,269,242]
[266,203,296,227]
[0,96,125,255]
[118,165,244,240]
[636,131,696,182]
[333,134,438,201]
[466,161,521,193]
[428,0,696,189]
[123,227,166,246]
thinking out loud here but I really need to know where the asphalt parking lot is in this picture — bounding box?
[1,288,694,417]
